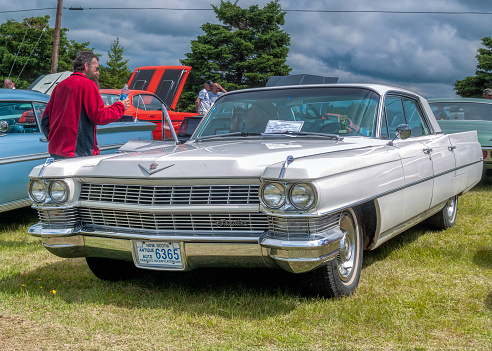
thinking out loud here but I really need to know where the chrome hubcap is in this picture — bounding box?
[338,213,356,281]
[446,197,456,220]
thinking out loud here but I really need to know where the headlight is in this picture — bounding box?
[29,180,47,203]
[261,182,286,208]
[48,180,69,203]
[289,183,316,210]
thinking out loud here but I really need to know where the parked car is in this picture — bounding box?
[99,89,195,140]
[28,84,482,297]
[428,98,492,181]
[0,89,156,213]
[28,71,72,95]
[100,66,199,140]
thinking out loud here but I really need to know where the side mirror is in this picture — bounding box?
[0,120,8,132]
[387,124,411,146]
[395,124,411,140]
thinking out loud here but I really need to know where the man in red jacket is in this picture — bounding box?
[41,51,130,159]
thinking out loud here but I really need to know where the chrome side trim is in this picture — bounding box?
[297,159,482,219]
[98,143,124,152]
[0,198,32,213]
[0,152,50,165]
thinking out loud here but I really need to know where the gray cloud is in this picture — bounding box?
[1,0,491,98]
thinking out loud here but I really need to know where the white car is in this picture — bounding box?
[28,84,483,297]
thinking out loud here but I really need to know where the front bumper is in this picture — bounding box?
[28,224,344,274]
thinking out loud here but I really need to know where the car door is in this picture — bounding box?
[402,96,457,208]
[383,95,435,222]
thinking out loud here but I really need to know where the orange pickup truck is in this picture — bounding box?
[100,66,199,140]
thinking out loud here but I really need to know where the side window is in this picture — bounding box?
[384,95,430,138]
[403,98,430,137]
[0,102,42,133]
[384,95,405,138]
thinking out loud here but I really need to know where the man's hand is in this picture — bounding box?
[214,83,227,93]
[120,98,130,110]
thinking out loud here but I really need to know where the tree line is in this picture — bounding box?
[1,0,491,111]
[0,1,290,112]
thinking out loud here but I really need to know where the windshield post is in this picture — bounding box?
[162,104,179,144]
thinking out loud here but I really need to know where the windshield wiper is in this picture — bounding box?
[196,132,263,142]
[265,131,343,141]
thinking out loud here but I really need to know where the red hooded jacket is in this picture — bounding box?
[41,72,125,157]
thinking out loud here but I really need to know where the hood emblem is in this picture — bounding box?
[138,163,175,175]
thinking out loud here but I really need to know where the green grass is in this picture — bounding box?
[0,186,491,350]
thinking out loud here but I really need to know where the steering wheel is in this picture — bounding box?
[319,122,341,133]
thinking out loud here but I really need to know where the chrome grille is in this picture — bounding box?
[79,184,260,205]
[267,213,341,238]
[37,208,80,228]
[78,208,268,233]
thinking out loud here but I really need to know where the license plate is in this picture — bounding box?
[134,240,183,269]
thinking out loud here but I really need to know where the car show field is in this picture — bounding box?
[0,184,490,350]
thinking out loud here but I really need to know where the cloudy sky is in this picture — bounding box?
[1,0,491,97]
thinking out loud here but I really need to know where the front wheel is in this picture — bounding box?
[301,207,363,298]
[426,195,458,230]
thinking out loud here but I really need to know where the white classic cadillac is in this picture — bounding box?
[28,84,483,297]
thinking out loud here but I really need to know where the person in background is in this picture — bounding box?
[208,82,227,104]
[195,80,213,114]
[41,51,130,159]
[483,88,492,100]
[433,103,448,120]
[4,78,14,89]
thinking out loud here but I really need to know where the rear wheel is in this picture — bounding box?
[85,257,140,281]
[426,195,458,230]
[302,207,363,298]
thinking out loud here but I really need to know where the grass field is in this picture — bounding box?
[0,185,491,350]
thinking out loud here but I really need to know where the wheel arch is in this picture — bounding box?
[356,200,378,250]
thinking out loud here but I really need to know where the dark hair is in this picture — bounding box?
[73,51,98,72]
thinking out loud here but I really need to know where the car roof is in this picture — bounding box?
[428,97,492,104]
[0,89,50,102]
[224,83,423,99]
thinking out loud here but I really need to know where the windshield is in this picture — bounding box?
[429,101,492,121]
[194,87,380,138]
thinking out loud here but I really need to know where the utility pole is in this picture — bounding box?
[51,0,64,73]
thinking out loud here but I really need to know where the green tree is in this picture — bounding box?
[179,0,291,112]
[454,37,492,97]
[0,16,91,89]
[99,37,131,89]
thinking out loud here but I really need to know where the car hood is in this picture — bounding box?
[33,137,396,180]
[438,120,492,146]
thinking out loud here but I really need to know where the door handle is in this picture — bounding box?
[448,146,456,151]
[423,148,433,154]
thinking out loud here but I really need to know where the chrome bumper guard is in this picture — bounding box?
[28,224,344,274]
